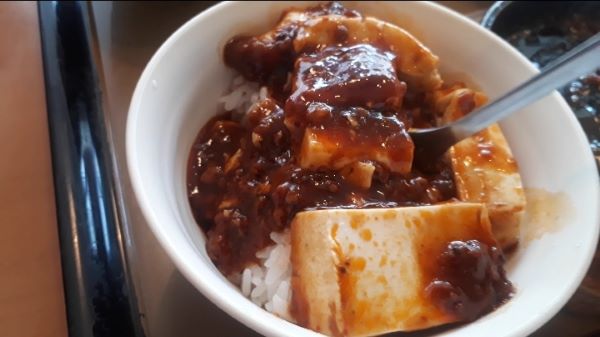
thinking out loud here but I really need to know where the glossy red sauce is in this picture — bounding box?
[425,240,513,321]
[288,44,406,113]
[187,103,454,274]
[186,1,512,325]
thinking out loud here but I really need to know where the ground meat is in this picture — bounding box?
[190,2,462,275]
[188,106,455,274]
[425,240,513,321]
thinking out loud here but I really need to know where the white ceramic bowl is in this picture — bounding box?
[126,2,600,336]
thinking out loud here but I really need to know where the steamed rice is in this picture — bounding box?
[241,230,293,321]
[219,76,269,116]
[220,76,294,321]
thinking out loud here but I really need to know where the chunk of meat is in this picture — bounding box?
[288,44,406,112]
[291,204,511,336]
[223,29,294,88]
[294,16,442,91]
[223,2,360,87]
[243,98,291,155]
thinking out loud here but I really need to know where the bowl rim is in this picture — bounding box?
[126,1,600,336]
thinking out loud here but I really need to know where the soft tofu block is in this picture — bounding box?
[449,124,525,250]
[430,84,525,250]
[290,204,498,337]
[299,127,413,174]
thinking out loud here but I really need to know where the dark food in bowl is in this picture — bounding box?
[186,2,521,336]
[483,1,600,160]
[505,13,600,119]
[190,2,455,274]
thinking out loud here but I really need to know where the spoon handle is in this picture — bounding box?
[453,32,600,139]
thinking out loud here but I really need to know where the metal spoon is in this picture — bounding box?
[410,32,600,160]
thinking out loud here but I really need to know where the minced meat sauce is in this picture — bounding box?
[186,2,512,323]
[425,241,512,321]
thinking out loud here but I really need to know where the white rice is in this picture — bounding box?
[220,76,294,321]
[240,230,293,321]
[229,229,293,321]
[218,75,269,117]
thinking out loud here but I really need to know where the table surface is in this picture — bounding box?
[0,2,68,337]
[1,2,598,337]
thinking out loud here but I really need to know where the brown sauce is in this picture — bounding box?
[187,103,455,274]
[187,1,512,325]
[288,44,406,114]
[425,240,512,321]
[223,2,360,97]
